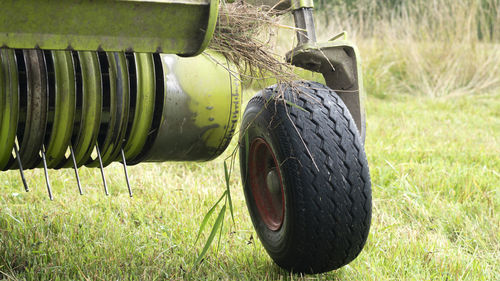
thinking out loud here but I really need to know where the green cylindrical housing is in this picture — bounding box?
[143,53,241,162]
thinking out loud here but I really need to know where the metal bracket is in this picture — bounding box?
[287,3,366,141]
[286,40,366,141]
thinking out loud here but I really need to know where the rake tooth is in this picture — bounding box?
[121,149,132,198]
[70,146,83,195]
[14,142,29,192]
[96,144,109,196]
[41,145,53,201]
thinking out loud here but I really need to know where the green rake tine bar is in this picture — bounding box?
[121,149,133,198]
[70,146,83,195]
[96,144,109,196]
[14,142,29,192]
[41,145,53,201]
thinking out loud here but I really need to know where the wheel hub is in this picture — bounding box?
[266,169,281,195]
[248,138,285,231]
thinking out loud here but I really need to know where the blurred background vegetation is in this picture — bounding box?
[308,0,500,98]
[316,0,499,41]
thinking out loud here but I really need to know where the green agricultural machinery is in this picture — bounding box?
[0,0,371,274]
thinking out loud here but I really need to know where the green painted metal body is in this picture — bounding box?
[0,0,219,56]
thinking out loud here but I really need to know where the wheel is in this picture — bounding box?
[239,81,372,274]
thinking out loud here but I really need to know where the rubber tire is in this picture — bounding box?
[239,81,372,274]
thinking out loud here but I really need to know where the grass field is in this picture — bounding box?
[0,89,498,280]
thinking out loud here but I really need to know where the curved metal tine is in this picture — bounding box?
[96,144,109,196]
[14,141,29,192]
[70,146,83,195]
[121,149,132,197]
[41,145,53,201]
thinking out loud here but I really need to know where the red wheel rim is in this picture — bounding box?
[248,138,285,231]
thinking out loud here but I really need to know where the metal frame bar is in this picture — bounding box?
[0,0,219,55]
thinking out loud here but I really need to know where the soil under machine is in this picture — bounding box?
[0,0,371,274]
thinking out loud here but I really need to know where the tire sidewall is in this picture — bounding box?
[239,82,372,273]
[239,94,299,262]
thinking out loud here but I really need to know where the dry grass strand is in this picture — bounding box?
[209,1,298,83]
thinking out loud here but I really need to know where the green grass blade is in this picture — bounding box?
[285,100,307,112]
[216,211,225,254]
[243,130,249,186]
[194,190,227,244]
[195,205,226,266]
[245,130,249,162]
[224,161,235,224]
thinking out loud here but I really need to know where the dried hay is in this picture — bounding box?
[208,1,298,83]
